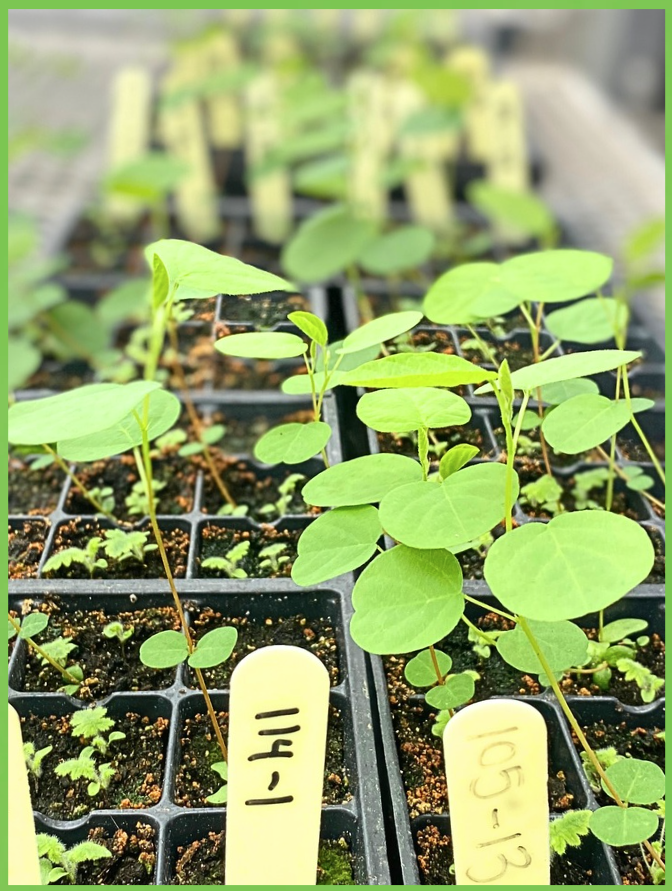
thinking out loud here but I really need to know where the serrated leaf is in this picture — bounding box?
[342,352,497,389]
[302,453,423,507]
[549,811,592,856]
[404,649,453,687]
[356,387,471,433]
[496,620,588,674]
[590,806,659,846]
[139,630,189,668]
[425,673,475,710]
[379,463,516,550]
[350,546,464,654]
[542,394,653,454]
[214,331,307,359]
[292,505,382,586]
[287,311,328,346]
[484,512,654,621]
[254,421,331,465]
[68,841,113,864]
[188,627,238,669]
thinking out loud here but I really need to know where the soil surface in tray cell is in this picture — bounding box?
[63,217,149,275]
[218,291,309,326]
[52,822,157,885]
[644,527,665,583]
[9,456,64,515]
[171,830,355,884]
[415,825,597,885]
[21,710,168,820]
[618,432,665,465]
[377,423,493,462]
[576,719,665,784]
[27,361,98,392]
[17,599,181,698]
[212,351,303,391]
[615,846,664,885]
[198,455,319,521]
[386,613,665,712]
[9,520,48,579]
[389,698,574,820]
[516,459,646,521]
[493,425,607,469]
[184,609,340,689]
[187,297,217,323]
[44,518,189,580]
[194,407,314,457]
[65,453,196,522]
[174,705,350,807]
[458,332,538,371]
[197,523,299,578]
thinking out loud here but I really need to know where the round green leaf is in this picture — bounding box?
[287,311,328,347]
[292,505,382,586]
[351,546,464,654]
[602,759,666,805]
[302,454,423,507]
[404,649,452,687]
[467,181,556,242]
[590,807,659,847]
[188,627,238,669]
[282,371,345,395]
[542,394,654,454]
[281,204,378,283]
[424,262,523,325]
[8,380,160,445]
[545,298,627,345]
[379,463,516,550]
[475,350,641,395]
[254,421,331,465]
[600,618,649,643]
[501,250,614,304]
[496,620,588,674]
[8,336,41,392]
[342,352,497,389]
[484,512,654,621]
[540,379,600,405]
[139,630,188,668]
[439,444,480,479]
[19,613,49,639]
[358,226,435,276]
[425,673,475,710]
[214,332,307,359]
[356,387,471,433]
[339,311,423,355]
[58,389,181,462]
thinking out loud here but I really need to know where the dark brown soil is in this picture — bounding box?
[17,598,181,699]
[171,830,354,884]
[21,710,168,820]
[184,608,340,689]
[64,454,196,522]
[415,825,597,885]
[576,719,665,773]
[59,822,157,885]
[197,523,298,578]
[9,456,64,515]
[188,297,217,322]
[212,353,303,391]
[26,361,98,391]
[645,527,665,583]
[44,518,189,579]
[377,424,491,461]
[458,333,538,371]
[194,407,314,456]
[616,846,662,885]
[9,520,48,579]
[493,423,606,469]
[63,216,148,275]
[198,455,319,520]
[174,706,350,807]
[218,291,308,326]
[618,434,666,464]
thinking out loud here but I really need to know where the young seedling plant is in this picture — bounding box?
[8,611,83,695]
[289,302,664,874]
[37,834,111,885]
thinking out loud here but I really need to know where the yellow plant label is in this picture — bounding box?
[106,66,152,222]
[486,81,529,192]
[448,46,491,163]
[8,704,41,885]
[443,699,550,885]
[225,646,330,885]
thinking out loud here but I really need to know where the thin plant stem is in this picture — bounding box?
[460,614,499,646]
[517,616,665,874]
[43,445,115,520]
[167,322,237,508]
[539,340,560,361]
[622,371,665,486]
[535,388,553,477]
[303,352,330,469]
[463,595,515,623]
[606,366,623,512]
[595,445,665,512]
[492,386,515,533]
[136,405,228,762]
[348,264,374,323]
[8,614,82,686]
[465,324,499,369]
[418,427,430,481]
[429,645,445,685]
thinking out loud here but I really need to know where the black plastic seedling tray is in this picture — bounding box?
[369,589,665,886]
[10,582,391,884]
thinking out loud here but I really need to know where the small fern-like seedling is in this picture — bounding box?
[102,529,158,564]
[124,479,166,517]
[42,537,108,578]
[549,811,592,857]
[206,761,228,804]
[54,746,115,796]
[70,706,126,755]
[88,486,116,515]
[201,540,251,578]
[37,834,111,885]
[258,542,290,573]
[23,741,53,780]
[258,473,305,518]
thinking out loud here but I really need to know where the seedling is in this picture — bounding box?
[206,761,229,804]
[549,811,592,857]
[23,742,53,780]
[201,540,251,578]
[8,611,83,694]
[101,528,158,564]
[125,479,166,517]
[519,473,564,516]
[37,834,111,885]
[42,536,108,579]
[69,706,126,755]
[258,473,306,518]
[55,746,115,797]
[103,620,134,659]
[258,542,291,573]
[87,486,116,516]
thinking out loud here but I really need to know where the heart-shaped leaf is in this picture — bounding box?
[292,505,382,586]
[540,379,600,405]
[379,463,515,550]
[215,332,307,359]
[356,387,471,433]
[545,297,627,345]
[302,453,423,507]
[484,512,654,621]
[351,546,464,654]
[501,250,613,304]
[423,262,523,325]
[254,421,331,465]
[188,627,238,669]
[425,673,475,710]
